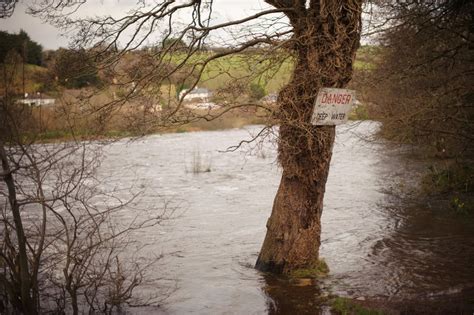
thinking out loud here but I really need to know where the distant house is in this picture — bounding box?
[179,87,212,102]
[261,93,278,104]
[17,93,55,107]
[184,102,221,110]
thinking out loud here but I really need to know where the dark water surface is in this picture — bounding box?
[98,122,474,314]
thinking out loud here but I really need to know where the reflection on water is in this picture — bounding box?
[262,275,333,315]
[98,121,474,314]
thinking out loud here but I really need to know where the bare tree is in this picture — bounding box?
[367,0,473,156]
[1,51,171,314]
[10,0,363,276]
[361,0,473,204]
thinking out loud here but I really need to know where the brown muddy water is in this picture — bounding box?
[98,121,474,314]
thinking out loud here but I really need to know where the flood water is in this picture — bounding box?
[98,121,474,314]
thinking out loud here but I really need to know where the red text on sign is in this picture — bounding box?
[320,93,352,105]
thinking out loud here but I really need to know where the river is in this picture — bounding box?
[97,121,474,314]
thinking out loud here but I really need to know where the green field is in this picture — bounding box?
[169,45,378,94]
[169,51,293,93]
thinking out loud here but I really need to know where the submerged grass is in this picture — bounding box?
[186,149,212,174]
[331,297,386,315]
[421,162,474,214]
[422,163,473,194]
[289,259,329,279]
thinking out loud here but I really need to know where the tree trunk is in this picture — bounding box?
[0,142,37,313]
[255,125,335,273]
[256,1,362,274]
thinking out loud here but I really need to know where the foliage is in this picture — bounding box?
[451,196,468,214]
[0,60,50,95]
[162,37,187,51]
[249,83,266,101]
[0,30,43,65]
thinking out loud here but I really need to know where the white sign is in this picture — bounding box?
[310,88,356,125]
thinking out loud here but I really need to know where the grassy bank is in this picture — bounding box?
[20,105,270,143]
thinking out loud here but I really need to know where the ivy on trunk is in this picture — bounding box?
[256,0,362,274]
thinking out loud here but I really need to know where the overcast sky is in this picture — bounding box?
[0,0,273,49]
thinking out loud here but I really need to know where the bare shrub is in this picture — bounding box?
[1,62,172,314]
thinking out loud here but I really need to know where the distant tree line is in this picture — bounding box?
[0,30,43,65]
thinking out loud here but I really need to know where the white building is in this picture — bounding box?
[261,93,278,104]
[179,87,212,102]
[184,102,221,110]
[17,93,55,107]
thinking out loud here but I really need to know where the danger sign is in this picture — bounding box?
[311,88,356,125]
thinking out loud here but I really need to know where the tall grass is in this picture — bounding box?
[186,149,212,174]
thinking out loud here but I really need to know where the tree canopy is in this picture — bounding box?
[49,48,101,88]
[162,37,187,51]
[0,30,43,65]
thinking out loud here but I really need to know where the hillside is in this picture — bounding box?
[0,63,49,95]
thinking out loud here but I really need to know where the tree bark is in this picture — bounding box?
[256,1,362,274]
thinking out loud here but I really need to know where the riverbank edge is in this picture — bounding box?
[22,111,373,144]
